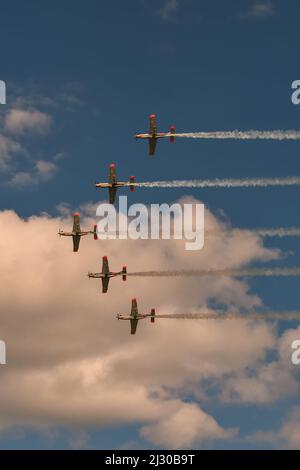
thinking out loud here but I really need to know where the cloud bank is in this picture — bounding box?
[0,202,298,448]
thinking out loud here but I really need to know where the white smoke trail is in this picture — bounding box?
[135,176,300,189]
[155,312,300,320]
[207,228,300,238]
[170,130,300,140]
[95,227,300,239]
[248,228,300,238]
[128,268,300,277]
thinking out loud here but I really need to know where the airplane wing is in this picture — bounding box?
[149,114,157,134]
[130,318,138,335]
[102,257,109,274]
[131,298,138,316]
[102,277,110,293]
[59,231,73,236]
[109,187,117,204]
[72,235,80,252]
[149,138,156,156]
[73,213,81,232]
[109,164,117,184]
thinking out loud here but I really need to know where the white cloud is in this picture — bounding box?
[0,105,59,186]
[35,160,58,181]
[239,1,274,20]
[141,403,237,448]
[0,204,289,447]
[249,407,300,449]
[4,109,52,135]
[8,160,58,187]
[0,134,23,171]
[158,0,178,21]
[53,152,66,162]
[0,89,70,186]
[220,362,299,404]
[220,326,300,404]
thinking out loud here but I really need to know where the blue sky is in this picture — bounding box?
[1,0,300,449]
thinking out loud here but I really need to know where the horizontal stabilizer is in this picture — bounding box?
[170,126,175,143]
[151,308,155,323]
[93,224,98,240]
[130,176,135,192]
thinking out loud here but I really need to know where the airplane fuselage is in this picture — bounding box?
[95,182,128,188]
[117,314,148,321]
[103,271,122,278]
[88,271,122,279]
[135,133,168,140]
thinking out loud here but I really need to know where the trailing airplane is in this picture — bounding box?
[58,212,92,252]
[117,298,156,335]
[95,163,135,204]
[88,256,127,293]
[135,114,175,156]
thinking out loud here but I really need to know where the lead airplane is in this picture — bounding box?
[95,163,135,204]
[88,256,127,293]
[117,298,156,335]
[58,212,92,252]
[135,114,175,156]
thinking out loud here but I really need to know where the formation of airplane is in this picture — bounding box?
[95,163,135,204]
[117,298,156,335]
[88,256,127,293]
[59,114,173,333]
[135,114,175,156]
[58,212,93,252]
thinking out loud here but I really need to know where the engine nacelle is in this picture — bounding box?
[93,224,98,240]
[151,308,155,323]
[130,176,135,192]
[122,266,127,281]
[170,126,175,143]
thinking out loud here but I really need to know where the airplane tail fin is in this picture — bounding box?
[122,266,127,281]
[170,126,175,143]
[130,176,135,192]
[151,308,155,323]
[93,224,98,240]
